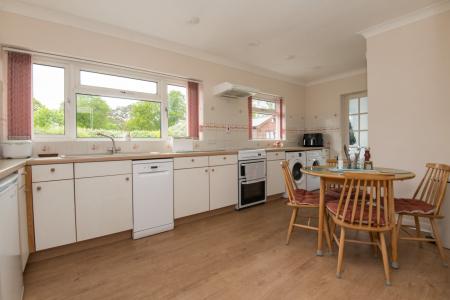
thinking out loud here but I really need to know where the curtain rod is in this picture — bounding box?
[2,46,202,83]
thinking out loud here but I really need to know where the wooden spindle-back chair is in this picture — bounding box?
[280,161,332,250]
[326,173,395,285]
[395,163,450,266]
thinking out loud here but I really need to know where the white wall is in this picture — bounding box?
[366,10,450,197]
[0,11,306,155]
[304,73,367,157]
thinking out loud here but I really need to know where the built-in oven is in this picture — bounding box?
[237,158,266,209]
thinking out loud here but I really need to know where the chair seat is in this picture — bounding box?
[291,189,335,206]
[326,201,386,226]
[395,198,435,215]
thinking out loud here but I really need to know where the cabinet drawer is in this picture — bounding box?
[174,156,209,170]
[267,151,286,161]
[32,163,74,182]
[209,154,237,166]
[75,160,132,178]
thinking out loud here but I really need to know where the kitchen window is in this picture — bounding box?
[32,63,67,137]
[30,55,198,140]
[343,92,368,148]
[167,84,188,137]
[80,71,157,94]
[76,94,161,138]
[250,97,283,140]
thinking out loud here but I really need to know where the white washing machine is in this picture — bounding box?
[306,149,329,191]
[286,151,307,191]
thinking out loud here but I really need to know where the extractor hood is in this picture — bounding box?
[213,82,259,98]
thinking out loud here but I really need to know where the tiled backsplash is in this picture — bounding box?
[31,123,302,156]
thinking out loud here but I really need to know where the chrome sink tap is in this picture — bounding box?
[97,133,121,154]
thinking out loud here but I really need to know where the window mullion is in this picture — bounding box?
[67,63,77,140]
[160,80,169,140]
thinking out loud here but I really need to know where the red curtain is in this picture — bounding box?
[248,96,252,139]
[277,97,284,140]
[7,52,32,140]
[187,81,199,139]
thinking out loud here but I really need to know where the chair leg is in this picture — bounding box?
[414,216,423,248]
[430,218,448,267]
[286,207,299,245]
[323,214,332,254]
[379,232,391,286]
[336,227,346,278]
[369,232,378,257]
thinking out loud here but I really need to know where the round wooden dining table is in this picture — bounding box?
[302,166,415,268]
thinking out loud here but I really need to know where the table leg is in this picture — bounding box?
[391,225,399,269]
[316,177,326,256]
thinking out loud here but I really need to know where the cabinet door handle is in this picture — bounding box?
[191,158,195,162]
[36,186,42,191]
[211,168,215,172]
[125,177,130,181]
[223,157,227,160]
[204,169,208,173]
[50,168,56,172]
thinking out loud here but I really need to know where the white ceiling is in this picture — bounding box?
[0,0,444,84]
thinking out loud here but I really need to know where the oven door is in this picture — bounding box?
[238,178,266,209]
[239,160,266,180]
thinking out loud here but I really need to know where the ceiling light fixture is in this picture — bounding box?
[187,16,200,25]
[248,41,261,47]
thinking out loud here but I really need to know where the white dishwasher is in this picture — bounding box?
[0,173,23,300]
[132,159,174,239]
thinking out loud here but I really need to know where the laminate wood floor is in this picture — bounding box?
[24,199,450,300]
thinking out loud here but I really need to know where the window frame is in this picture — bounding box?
[342,91,368,148]
[251,97,282,141]
[167,81,189,138]
[31,57,71,141]
[31,55,191,141]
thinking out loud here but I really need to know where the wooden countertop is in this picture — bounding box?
[0,146,325,179]
[0,159,28,178]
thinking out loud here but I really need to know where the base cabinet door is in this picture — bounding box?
[75,174,132,241]
[210,164,238,210]
[267,160,285,196]
[33,180,76,251]
[174,167,209,218]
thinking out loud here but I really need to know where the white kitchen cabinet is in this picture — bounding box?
[17,169,28,270]
[174,167,210,218]
[33,180,76,251]
[210,164,238,210]
[75,174,132,241]
[32,163,74,182]
[174,156,209,170]
[267,160,286,196]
